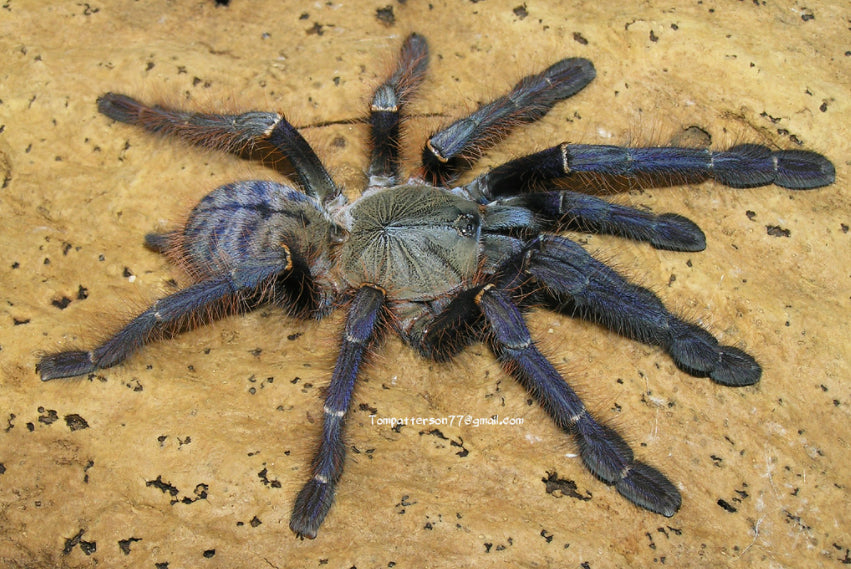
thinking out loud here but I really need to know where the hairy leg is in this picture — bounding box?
[525,235,760,386]
[367,33,429,187]
[97,94,341,203]
[38,261,287,381]
[501,190,706,251]
[421,58,595,185]
[475,284,681,516]
[467,142,835,196]
[289,285,386,539]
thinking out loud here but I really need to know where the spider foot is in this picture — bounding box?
[572,403,681,517]
[290,478,335,539]
[713,144,835,190]
[771,149,835,189]
[670,324,761,386]
[97,92,146,124]
[37,350,95,381]
[708,346,761,386]
[650,213,706,252]
[616,461,682,517]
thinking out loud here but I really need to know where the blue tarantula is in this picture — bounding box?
[39,34,834,538]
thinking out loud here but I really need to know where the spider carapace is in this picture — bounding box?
[38,33,834,538]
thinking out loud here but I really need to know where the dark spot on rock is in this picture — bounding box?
[37,407,58,425]
[376,5,395,25]
[258,466,282,488]
[543,471,591,501]
[63,529,96,555]
[64,414,89,431]
[766,225,791,238]
[118,536,142,555]
[146,475,179,497]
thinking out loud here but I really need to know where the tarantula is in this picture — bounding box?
[38,34,834,538]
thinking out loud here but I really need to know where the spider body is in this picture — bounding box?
[340,184,482,300]
[176,180,338,311]
[38,33,834,539]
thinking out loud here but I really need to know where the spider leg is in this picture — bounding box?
[290,285,386,539]
[367,33,429,187]
[475,284,681,517]
[525,235,761,386]
[468,142,835,195]
[143,231,176,254]
[421,58,595,185]
[97,94,341,203]
[504,190,707,252]
[37,261,287,381]
[406,288,485,361]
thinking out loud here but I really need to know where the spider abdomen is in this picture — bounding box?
[179,180,334,277]
[340,184,481,300]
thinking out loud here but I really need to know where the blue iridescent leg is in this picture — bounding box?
[367,33,429,187]
[421,58,595,184]
[525,235,760,386]
[37,261,287,381]
[470,142,835,194]
[475,284,681,516]
[97,94,341,203]
[504,190,707,251]
[289,285,386,539]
